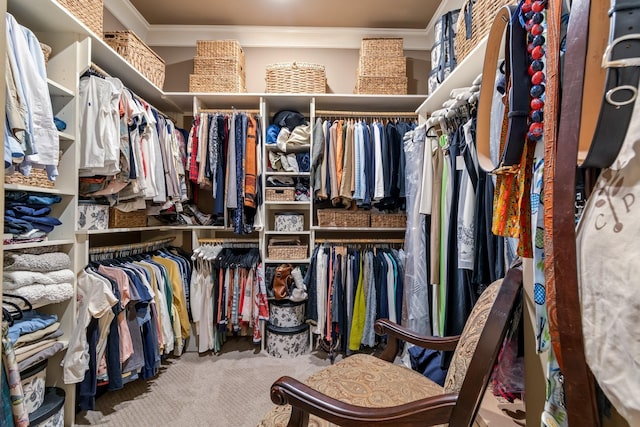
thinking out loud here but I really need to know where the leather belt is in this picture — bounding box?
[580,0,640,168]
[551,0,608,424]
[477,4,528,173]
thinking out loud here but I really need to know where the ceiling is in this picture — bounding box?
[128,0,441,29]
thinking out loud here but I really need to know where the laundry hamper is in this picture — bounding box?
[269,299,306,328]
[20,360,48,415]
[28,387,65,427]
[265,323,310,358]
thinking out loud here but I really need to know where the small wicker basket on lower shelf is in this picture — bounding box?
[370,212,407,228]
[317,209,370,228]
[109,208,147,229]
[5,168,54,189]
[268,245,308,260]
[266,188,295,202]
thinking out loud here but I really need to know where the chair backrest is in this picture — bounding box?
[444,267,523,426]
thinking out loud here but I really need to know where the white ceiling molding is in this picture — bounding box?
[104,0,428,51]
[146,25,429,50]
[103,0,150,39]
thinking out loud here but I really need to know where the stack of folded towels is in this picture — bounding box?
[3,251,74,307]
[4,191,63,244]
[8,310,64,372]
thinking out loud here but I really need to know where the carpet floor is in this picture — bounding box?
[76,338,333,427]
[75,338,524,427]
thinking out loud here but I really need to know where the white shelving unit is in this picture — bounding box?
[4,1,424,421]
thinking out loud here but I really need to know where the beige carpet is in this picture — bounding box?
[76,337,524,427]
[76,338,333,427]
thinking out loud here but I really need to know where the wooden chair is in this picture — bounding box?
[259,266,523,427]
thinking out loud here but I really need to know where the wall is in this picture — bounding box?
[156,46,429,95]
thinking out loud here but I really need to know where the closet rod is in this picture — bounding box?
[88,237,175,256]
[315,238,405,244]
[315,110,418,118]
[89,62,110,77]
[198,238,260,244]
[199,108,261,114]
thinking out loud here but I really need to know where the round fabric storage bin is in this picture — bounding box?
[20,359,48,415]
[268,299,306,328]
[265,323,309,358]
[29,387,65,427]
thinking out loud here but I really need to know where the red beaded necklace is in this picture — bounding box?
[523,0,547,141]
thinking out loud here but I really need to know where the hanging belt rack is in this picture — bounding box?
[198,238,260,248]
[89,237,175,261]
[314,110,418,118]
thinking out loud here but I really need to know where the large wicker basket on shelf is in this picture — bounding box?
[317,209,370,228]
[370,212,407,228]
[355,76,408,95]
[455,0,518,63]
[265,188,295,202]
[103,31,165,89]
[265,62,326,93]
[108,208,147,229]
[196,40,244,61]
[360,38,404,57]
[58,0,103,36]
[358,56,407,77]
[188,74,246,93]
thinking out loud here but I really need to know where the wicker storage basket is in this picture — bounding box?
[360,38,404,57]
[103,31,165,89]
[358,56,406,77]
[370,212,407,228]
[196,40,244,60]
[40,43,52,65]
[109,208,147,228]
[317,209,370,228]
[5,168,54,189]
[268,244,308,260]
[193,57,244,76]
[189,74,246,93]
[58,0,103,36]
[455,0,518,63]
[355,76,408,95]
[266,62,326,93]
[266,187,295,202]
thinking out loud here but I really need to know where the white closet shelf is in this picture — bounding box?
[174,92,263,113]
[3,239,75,250]
[265,231,312,236]
[79,225,229,235]
[264,258,310,264]
[312,226,406,232]
[266,171,310,177]
[7,0,179,112]
[416,35,489,115]
[58,131,74,142]
[265,144,310,154]
[265,201,310,207]
[4,184,75,196]
[314,94,426,112]
[47,78,74,98]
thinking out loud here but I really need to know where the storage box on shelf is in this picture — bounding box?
[103,31,165,89]
[266,187,295,202]
[57,0,103,36]
[77,201,109,231]
[316,209,370,228]
[274,212,304,232]
[189,39,246,93]
[429,9,460,94]
[5,168,54,189]
[370,212,407,228]
[267,243,308,260]
[265,62,326,94]
[455,0,517,63]
[108,208,147,229]
[355,38,407,95]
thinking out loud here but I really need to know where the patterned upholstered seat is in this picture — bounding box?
[260,267,522,427]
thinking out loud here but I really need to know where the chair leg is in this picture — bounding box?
[288,406,310,427]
